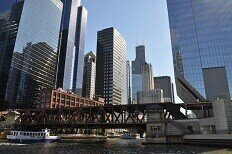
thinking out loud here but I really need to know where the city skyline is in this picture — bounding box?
[0,0,232,151]
[82,0,179,101]
[2,0,231,105]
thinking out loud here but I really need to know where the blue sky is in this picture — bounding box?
[82,0,180,102]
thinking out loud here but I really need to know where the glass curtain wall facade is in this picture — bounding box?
[4,0,63,108]
[57,0,81,91]
[126,60,132,104]
[167,0,232,102]
[0,0,23,109]
[132,45,146,103]
[95,28,127,105]
[57,0,87,96]
[72,6,88,95]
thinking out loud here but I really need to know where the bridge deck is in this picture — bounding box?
[14,103,186,130]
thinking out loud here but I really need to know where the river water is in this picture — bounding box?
[0,139,231,154]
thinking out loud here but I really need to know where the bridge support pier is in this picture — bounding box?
[146,105,167,143]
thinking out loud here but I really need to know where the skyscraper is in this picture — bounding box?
[95,27,127,105]
[0,0,24,109]
[73,5,88,95]
[2,0,63,108]
[141,62,154,91]
[132,45,146,103]
[82,51,96,99]
[126,61,132,104]
[167,0,232,102]
[154,76,175,103]
[137,62,163,104]
[57,0,88,96]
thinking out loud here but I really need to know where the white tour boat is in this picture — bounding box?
[7,128,60,144]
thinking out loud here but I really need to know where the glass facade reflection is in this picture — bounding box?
[5,0,63,108]
[57,0,88,96]
[132,74,142,103]
[167,0,232,101]
[58,0,80,91]
[126,61,132,104]
[131,45,146,103]
[73,6,88,94]
[0,0,24,109]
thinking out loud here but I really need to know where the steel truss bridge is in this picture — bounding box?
[14,102,186,131]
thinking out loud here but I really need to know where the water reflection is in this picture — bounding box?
[0,139,231,154]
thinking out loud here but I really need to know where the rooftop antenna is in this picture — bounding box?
[141,38,145,46]
[136,34,139,46]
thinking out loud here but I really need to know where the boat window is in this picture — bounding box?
[23,132,26,136]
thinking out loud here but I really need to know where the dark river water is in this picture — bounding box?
[0,139,231,154]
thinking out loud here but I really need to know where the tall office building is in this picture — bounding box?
[141,62,154,91]
[126,61,132,104]
[154,76,175,103]
[57,0,88,96]
[167,0,232,102]
[82,51,96,99]
[132,45,146,103]
[0,0,23,109]
[73,5,88,95]
[95,27,127,105]
[1,0,63,108]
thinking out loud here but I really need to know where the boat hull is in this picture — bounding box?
[8,138,60,144]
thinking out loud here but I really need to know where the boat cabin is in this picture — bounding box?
[10,129,51,138]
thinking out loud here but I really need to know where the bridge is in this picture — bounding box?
[14,102,186,131]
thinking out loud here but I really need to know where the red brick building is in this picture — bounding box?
[40,88,104,108]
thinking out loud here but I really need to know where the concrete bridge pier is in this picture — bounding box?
[145,105,167,143]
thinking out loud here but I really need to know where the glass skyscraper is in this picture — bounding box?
[132,45,146,103]
[126,60,132,104]
[73,6,88,95]
[95,28,127,105]
[0,0,63,108]
[57,0,88,96]
[0,0,23,109]
[167,0,232,102]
